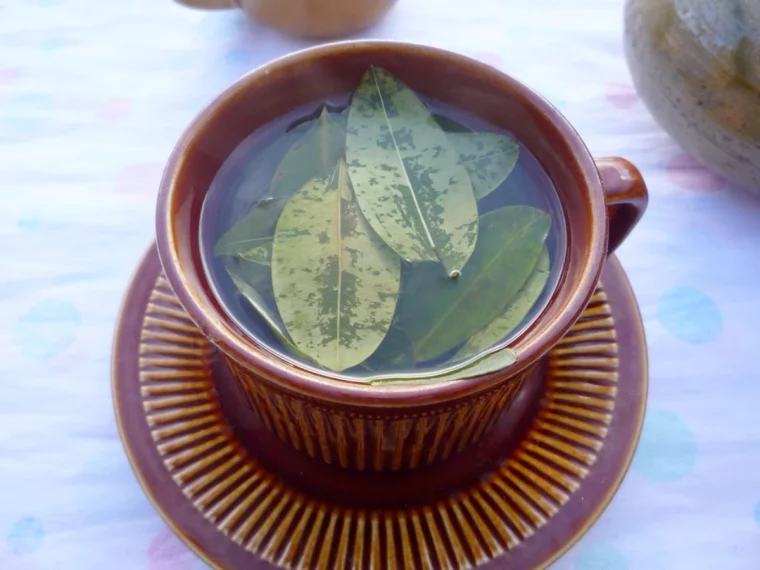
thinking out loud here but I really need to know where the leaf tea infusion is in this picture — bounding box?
[199,67,566,384]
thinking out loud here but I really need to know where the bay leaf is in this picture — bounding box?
[369,347,517,385]
[345,66,479,277]
[223,257,290,343]
[213,197,286,259]
[271,158,401,372]
[270,106,348,199]
[398,205,551,362]
[214,107,347,262]
[448,132,519,201]
[239,240,272,266]
[360,325,414,372]
[455,247,550,360]
[231,118,315,214]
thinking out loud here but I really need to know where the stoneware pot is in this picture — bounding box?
[155,40,648,473]
[625,0,760,192]
[173,0,398,40]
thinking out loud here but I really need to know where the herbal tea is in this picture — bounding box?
[199,67,566,383]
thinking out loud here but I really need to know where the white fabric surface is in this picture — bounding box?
[2,0,760,568]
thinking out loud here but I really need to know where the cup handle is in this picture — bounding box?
[172,0,236,9]
[595,157,649,254]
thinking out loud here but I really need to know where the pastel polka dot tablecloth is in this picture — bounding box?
[2,0,759,568]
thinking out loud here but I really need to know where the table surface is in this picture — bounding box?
[2,0,760,568]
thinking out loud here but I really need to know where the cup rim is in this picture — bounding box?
[156,39,607,406]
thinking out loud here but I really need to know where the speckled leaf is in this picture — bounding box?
[345,66,479,277]
[456,247,550,360]
[398,205,551,362]
[239,240,272,265]
[213,197,285,261]
[272,159,401,372]
[270,107,348,199]
[223,258,290,343]
[369,347,517,385]
[231,120,315,214]
[360,325,414,372]
[215,108,347,264]
[448,132,519,200]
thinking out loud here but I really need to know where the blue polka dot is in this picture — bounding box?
[754,501,760,526]
[225,48,253,68]
[42,38,71,51]
[3,117,48,138]
[16,214,43,230]
[657,286,722,344]
[7,517,44,556]
[633,409,697,482]
[14,300,81,359]
[575,542,627,570]
[12,94,53,108]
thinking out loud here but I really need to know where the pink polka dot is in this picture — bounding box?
[666,153,728,192]
[148,528,199,570]
[97,98,132,121]
[606,83,639,109]
[113,163,165,195]
[0,68,20,86]
[469,52,504,70]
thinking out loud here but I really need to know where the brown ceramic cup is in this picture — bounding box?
[172,0,398,40]
[155,41,648,473]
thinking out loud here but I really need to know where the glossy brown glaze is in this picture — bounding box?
[155,41,648,472]
[172,0,397,40]
[596,157,649,253]
[112,245,648,570]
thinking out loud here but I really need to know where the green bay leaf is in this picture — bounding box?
[215,108,348,263]
[214,197,286,259]
[455,247,550,360]
[223,258,291,343]
[231,119,315,214]
[270,106,348,199]
[239,241,272,266]
[399,205,551,362]
[272,158,401,372]
[369,347,517,385]
[448,132,519,201]
[360,325,414,372]
[345,66,479,277]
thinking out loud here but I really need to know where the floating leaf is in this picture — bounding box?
[369,347,517,385]
[270,106,348,199]
[345,66,479,277]
[239,240,272,266]
[398,205,551,362]
[456,247,550,360]
[272,159,401,372]
[231,119,315,214]
[215,108,347,263]
[223,258,290,343]
[360,325,414,372]
[214,197,285,260]
[448,132,519,200]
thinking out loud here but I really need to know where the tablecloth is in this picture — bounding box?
[2,0,759,568]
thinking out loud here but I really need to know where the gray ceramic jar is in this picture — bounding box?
[624,0,760,193]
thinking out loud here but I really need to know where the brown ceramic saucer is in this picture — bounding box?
[113,244,647,570]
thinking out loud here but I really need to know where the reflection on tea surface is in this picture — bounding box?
[200,67,566,384]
